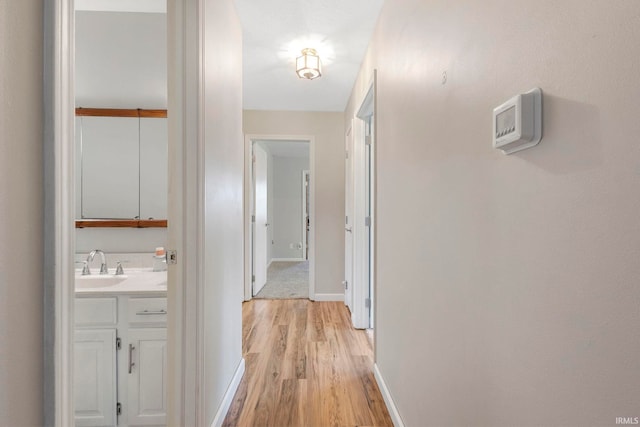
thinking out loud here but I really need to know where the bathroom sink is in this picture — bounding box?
[75,274,128,288]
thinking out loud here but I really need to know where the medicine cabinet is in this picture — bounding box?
[75,108,167,228]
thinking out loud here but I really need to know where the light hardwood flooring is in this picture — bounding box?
[222,299,393,427]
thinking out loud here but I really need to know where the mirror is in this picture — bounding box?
[75,108,168,227]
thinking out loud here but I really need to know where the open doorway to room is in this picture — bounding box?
[247,137,314,300]
[72,3,169,426]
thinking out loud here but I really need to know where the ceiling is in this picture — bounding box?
[75,0,384,112]
[235,0,384,112]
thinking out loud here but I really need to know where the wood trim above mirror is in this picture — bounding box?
[76,219,168,228]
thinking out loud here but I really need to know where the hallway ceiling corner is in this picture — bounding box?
[235,0,384,112]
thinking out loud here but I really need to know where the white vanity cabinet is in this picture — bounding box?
[75,295,167,427]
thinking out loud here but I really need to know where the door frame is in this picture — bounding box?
[44,0,76,424]
[351,71,377,330]
[244,134,316,301]
[46,1,199,425]
[344,122,354,313]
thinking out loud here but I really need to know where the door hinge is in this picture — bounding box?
[365,216,371,227]
[116,337,121,350]
[167,249,178,265]
[251,214,255,223]
[365,298,371,309]
[345,215,349,225]
[252,275,255,283]
[117,402,122,416]
[365,135,372,146]
[342,280,348,290]
[345,150,349,159]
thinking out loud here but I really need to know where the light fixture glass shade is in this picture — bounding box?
[296,48,322,80]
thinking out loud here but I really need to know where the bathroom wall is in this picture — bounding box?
[76,228,167,254]
[0,1,44,425]
[75,11,167,108]
[346,0,640,425]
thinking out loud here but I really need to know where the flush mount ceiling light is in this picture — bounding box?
[296,48,322,80]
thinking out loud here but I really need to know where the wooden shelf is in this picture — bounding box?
[75,107,167,118]
[75,219,167,228]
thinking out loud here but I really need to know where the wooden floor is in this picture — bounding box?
[222,299,393,427]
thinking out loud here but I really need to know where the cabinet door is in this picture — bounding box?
[80,116,140,219]
[74,329,117,427]
[139,117,168,220]
[127,328,167,426]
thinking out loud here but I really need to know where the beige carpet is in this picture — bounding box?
[254,260,309,299]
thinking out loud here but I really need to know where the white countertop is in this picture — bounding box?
[75,268,167,296]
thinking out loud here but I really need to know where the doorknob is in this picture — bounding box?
[345,227,352,232]
[265,223,270,227]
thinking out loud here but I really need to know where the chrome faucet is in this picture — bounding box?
[85,249,108,275]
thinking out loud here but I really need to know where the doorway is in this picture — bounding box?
[245,136,315,301]
[73,4,170,426]
[49,1,245,425]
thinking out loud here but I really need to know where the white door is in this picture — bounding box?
[253,143,269,295]
[74,329,117,427]
[127,328,168,426]
[364,116,373,328]
[344,125,354,312]
[302,170,310,260]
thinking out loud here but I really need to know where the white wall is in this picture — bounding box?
[243,110,345,295]
[76,228,167,253]
[345,1,640,425]
[0,1,44,425]
[201,0,244,423]
[75,10,168,253]
[272,156,309,259]
[75,11,167,108]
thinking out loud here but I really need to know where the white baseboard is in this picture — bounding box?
[312,293,344,302]
[271,257,305,262]
[210,358,245,427]
[374,363,405,427]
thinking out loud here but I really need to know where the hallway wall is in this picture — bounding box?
[244,110,345,298]
[201,0,244,423]
[0,1,44,425]
[346,1,640,425]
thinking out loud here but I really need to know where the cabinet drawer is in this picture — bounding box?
[128,297,167,325]
[75,297,117,327]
